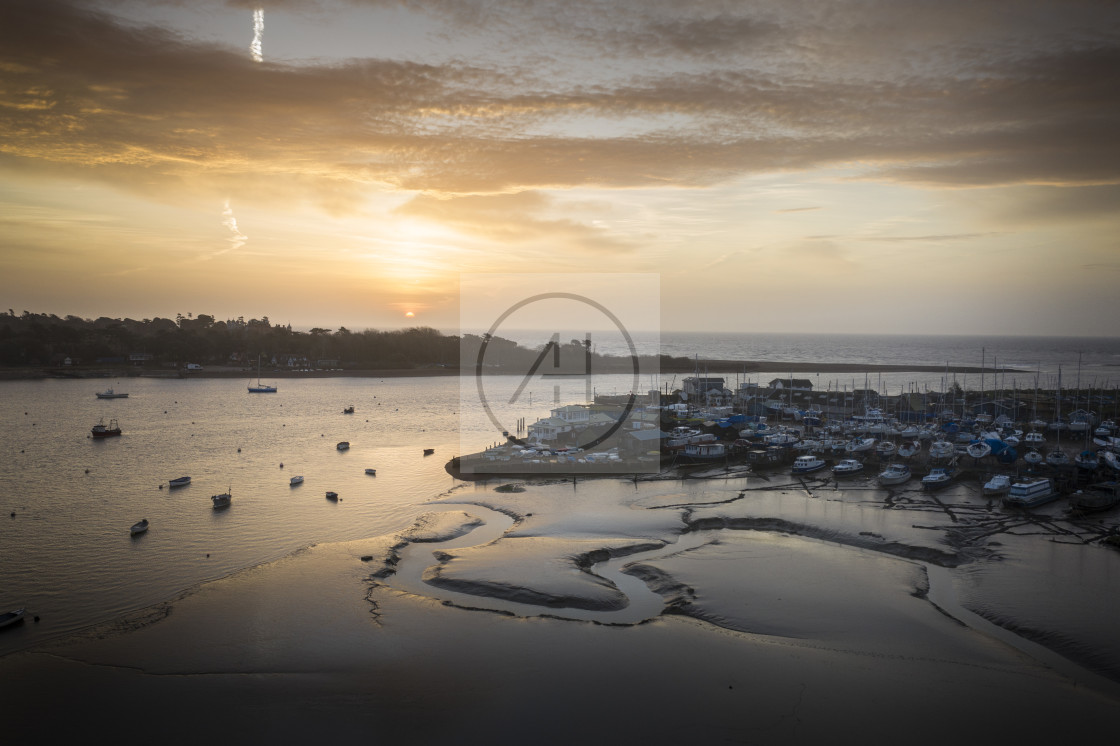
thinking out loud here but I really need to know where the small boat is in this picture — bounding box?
[343,405,355,414]
[1067,483,1120,515]
[922,466,955,490]
[791,455,827,474]
[364,468,377,476]
[832,459,864,477]
[211,488,232,508]
[845,437,876,454]
[337,441,350,451]
[96,388,128,399]
[928,440,954,459]
[875,441,897,458]
[290,475,304,486]
[325,491,339,501]
[1003,477,1058,508]
[982,474,1012,497]
[896,440,920,458]
[877,462,911,486]
[91,418,122,438]
[966,441,992,459]
[1024,431,1045,446]
[130,518,149,535]
[1075,450,1100,470]
[0,608,26,629]
[248,354,277,393]
[1046,447,1071,468]
[168,476,191,488]
[1103,451,1120,472]
[423,448,435,456]
[1023,448,1044,465]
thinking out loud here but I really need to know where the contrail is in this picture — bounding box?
[250,8,264,62]
[222,199,248,252]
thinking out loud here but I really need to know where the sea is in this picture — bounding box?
[2,332,1120,663]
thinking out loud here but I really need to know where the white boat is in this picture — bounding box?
[1046,448,1071,467]
[845,437,876,453]
[364,468,377,476]
[96,388,128,399]
[0,608,26,628]
[211,488,232,508]
[130,518,149,535]
[1024,431,1045,446]
[896,440,920,458]
[875,441,897,458]
[1103,451,1120,472]
[832,459,864,477]
[1023,448,1044,465]
[325,491,339,501]
[248,354,277,393]
[791,455,827,474]
[922,467,954,490]
[168,476,191,488]
[928,440,955,459]
[982,474,1012,496]
[966,441,992,459]
[1003,477,1058,507]
[1075,450,1100,470]
[337,441,350,451]
[877,463,911,486]
[290,475,304,486]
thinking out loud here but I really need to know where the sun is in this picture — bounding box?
[405,311,415,318]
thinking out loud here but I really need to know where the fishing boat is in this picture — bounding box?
[1003,477,1058,508]
[290,475,304,486]
[343,405,355,414]
[325,491,339,501]
[168,476,191,488]
[423,448,435,456]
[211,488,232,508]
[877,462,912,486]
[337,441,350,451]
[91,418,122,438]
[922,466,955,490]
[248,353,277,393]
[95,388,128,399]
[791,454,827,474]
[0,608,26,629]
[831,459,864,477]
[982,474,1012,497]
[365,468,377,476]
[130,518,149,535]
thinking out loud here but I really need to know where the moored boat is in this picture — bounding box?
[337,441,350,451]
[1003,477,1058,508]
[130,518,149,535]
[325,491,339,501]
[290,475,304,486]
[877,462,911,486]
[168,476,191,488]
[1046,447,1071,468]
[1023,448,1044,465]
[91,418,122,438]
[922,466,955,490]
[1067,482,1120,515]
[982,474,1012,497]
[832,458,864,477]
[95,388,128,399]
[928,440,954,459]
[966,441,992,459]
[791,454,827,474]
[211,488,232,508]
[1075,450,1100,471]
[0,608,26,629]
[343,405,355,414]
[365,468,377,476]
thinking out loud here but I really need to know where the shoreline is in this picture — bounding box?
[0,359,1018,381]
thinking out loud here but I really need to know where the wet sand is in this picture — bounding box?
[4,477,1120,744]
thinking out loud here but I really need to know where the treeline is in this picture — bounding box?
[0,311,683,372]
[0,311,458,369]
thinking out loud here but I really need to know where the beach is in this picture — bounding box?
[5,474,1120,744]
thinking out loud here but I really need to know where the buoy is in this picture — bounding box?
[84,469,90,474]
[206,553,210,558]
[237,447,241,452]
[159,485,163,490]
[279,463,284,468]
[10,512,14,518]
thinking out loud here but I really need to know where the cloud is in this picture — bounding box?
[1,0,1118,215]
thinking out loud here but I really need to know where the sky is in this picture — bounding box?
[1,0,1118,335]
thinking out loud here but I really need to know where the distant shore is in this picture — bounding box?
[0,359,1015,381]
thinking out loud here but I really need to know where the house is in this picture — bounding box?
[527,416,573,443]
[768,378,813,391]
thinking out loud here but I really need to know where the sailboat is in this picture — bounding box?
[248,354,277,393]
